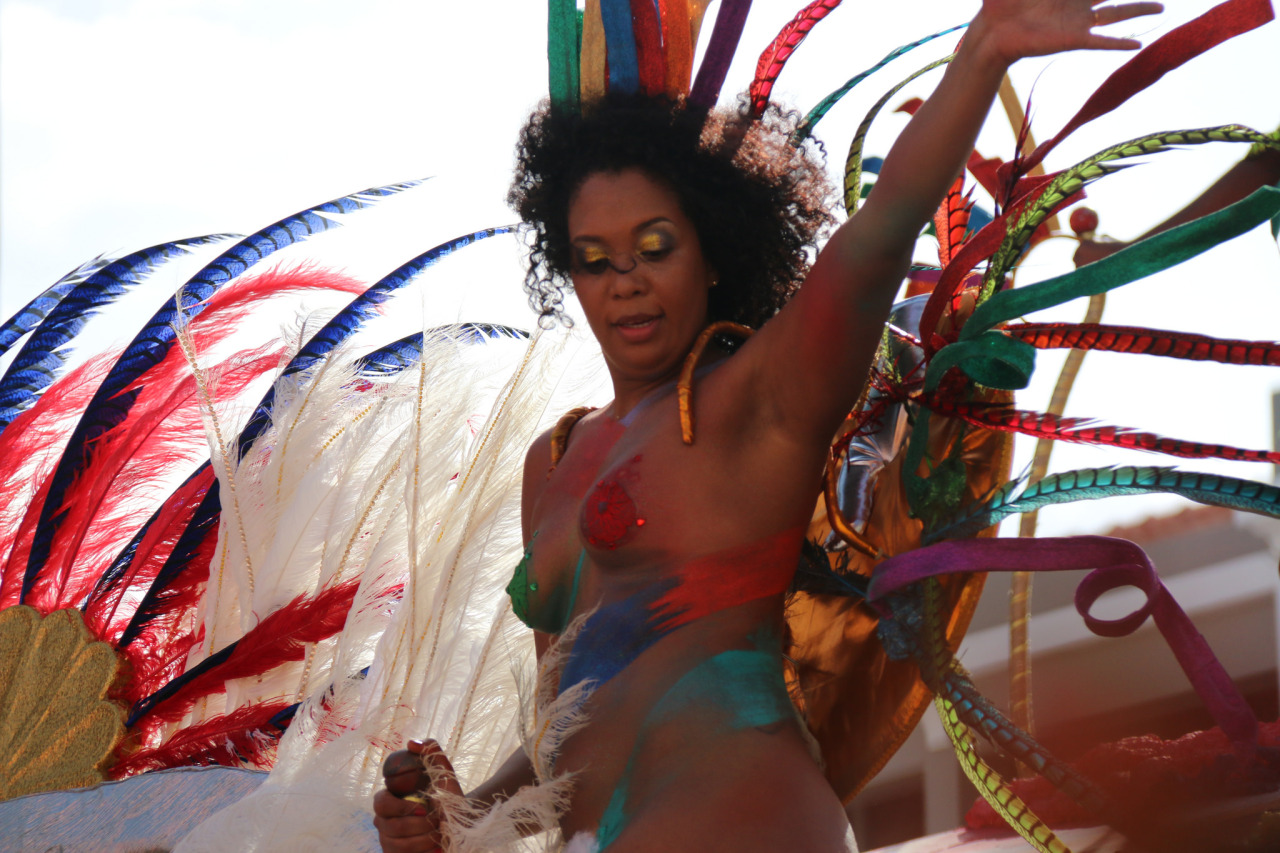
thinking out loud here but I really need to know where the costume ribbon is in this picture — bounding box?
[688,0,751,109]
[600,0,641,95]
[547,0,581,113]
[630,0,665,97]
[867,536,1260,753]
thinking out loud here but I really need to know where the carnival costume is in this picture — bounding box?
[3,1,1280,852]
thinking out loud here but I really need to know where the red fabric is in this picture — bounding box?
[630,0,666,97]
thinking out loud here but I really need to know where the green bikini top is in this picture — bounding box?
[506,537,585,635]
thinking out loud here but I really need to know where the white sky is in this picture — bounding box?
[1,0,1279,537]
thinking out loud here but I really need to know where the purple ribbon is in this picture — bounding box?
[868,535,1259,753]
[688,0,752,109]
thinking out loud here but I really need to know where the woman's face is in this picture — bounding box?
[566,168,716,385]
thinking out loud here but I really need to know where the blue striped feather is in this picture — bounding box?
[0,253,112,356]
[936,694,1074,853]
[125,630,237,727]
[234,226,513,458]
[21,181,418,600]
[80,464,216,642]
[118,478,221,647]
[101,181,419,403]
[925,466,1280,543]
[0,235,236,430]
[356,323,530,376]
[939,667,1108,816]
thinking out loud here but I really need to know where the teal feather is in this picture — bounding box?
[792,22,967,143]
[926,466,1280,543]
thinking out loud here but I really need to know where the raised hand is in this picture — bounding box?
[971,0,1164,66]
[374,739,464,853]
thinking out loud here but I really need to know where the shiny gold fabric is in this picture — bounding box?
[786,399,1013,802]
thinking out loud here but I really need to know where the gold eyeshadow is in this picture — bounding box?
[579,246,610,264]
[636,232,670,254]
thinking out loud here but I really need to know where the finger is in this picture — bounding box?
[374,787,427,819]
[384,749,434,799]
[419,740,465,799]
[1090,2,1164,29]
[1083,34,1143,51]
[374,814,442,842]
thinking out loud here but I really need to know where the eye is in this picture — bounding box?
[573,246,612,275]
[636,232,673,262]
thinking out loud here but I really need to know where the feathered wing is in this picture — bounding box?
[17,181,414,604]
[176,325,610,853]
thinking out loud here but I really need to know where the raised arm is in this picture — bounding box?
[743,0,1163,448]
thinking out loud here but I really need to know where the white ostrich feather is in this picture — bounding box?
[179,322,611,851]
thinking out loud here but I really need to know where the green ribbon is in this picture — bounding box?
[548,0,581,113]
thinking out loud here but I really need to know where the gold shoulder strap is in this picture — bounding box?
[548,406,597,475]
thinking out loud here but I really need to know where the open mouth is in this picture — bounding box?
[615,314,659,329]
[613,313,661,341]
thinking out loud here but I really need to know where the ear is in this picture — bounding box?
[705,262,720,289]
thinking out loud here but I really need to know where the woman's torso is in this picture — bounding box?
[518,369,852,850]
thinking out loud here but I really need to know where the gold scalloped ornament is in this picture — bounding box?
[0,605,124,800]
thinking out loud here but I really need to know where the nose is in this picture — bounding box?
[609,260,649,297]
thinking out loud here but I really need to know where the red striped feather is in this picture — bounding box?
[925,397,1280,464]
[1006,322,1280,366]
[748,0,843,116]
[934,176,973,267]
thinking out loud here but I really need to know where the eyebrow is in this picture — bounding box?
[570,216,674,244]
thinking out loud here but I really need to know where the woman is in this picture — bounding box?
[375,1,1162,849]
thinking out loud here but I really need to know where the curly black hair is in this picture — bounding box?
[507,96,835,331]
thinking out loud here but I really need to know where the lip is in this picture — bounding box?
[612,313,661,343]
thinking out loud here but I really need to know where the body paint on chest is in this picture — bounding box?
[580,455,646,549]
[558,527,802,692]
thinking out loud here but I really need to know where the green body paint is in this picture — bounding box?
[595,640,794,849]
